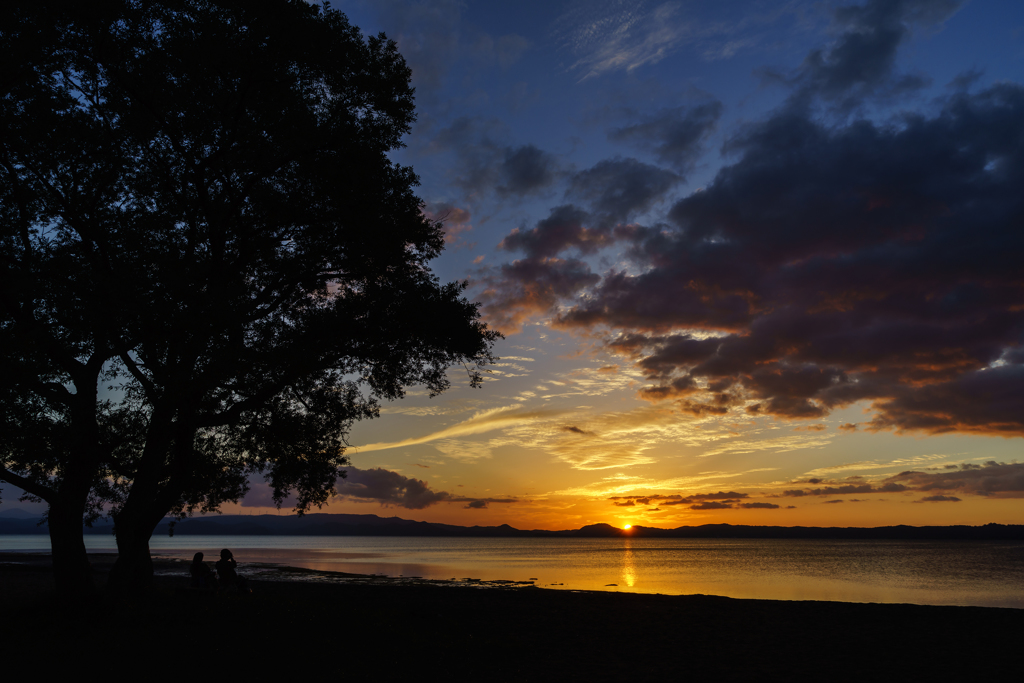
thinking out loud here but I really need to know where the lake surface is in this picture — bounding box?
[4,534,1024,608]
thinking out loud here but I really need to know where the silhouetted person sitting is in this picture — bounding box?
[189,552,216,590]
[215,549,250,593]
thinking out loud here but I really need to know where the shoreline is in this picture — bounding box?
[4,548,1024,609]
[0,551,553,601]
[4,549,1024,609]
[2,555,1022,679]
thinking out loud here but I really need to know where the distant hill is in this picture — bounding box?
[2,510,1023,540]
[0,507,44,520]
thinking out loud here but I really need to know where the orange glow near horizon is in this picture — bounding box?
[222,489,1024,532]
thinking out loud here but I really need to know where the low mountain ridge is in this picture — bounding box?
[1,510,1022,539]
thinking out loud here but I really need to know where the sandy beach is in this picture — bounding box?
[1,552,1021,680]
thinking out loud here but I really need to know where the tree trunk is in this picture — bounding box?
[48,500,94,599]
[107,406,176,593]
[44,364,105,600]
[107,512,160,593]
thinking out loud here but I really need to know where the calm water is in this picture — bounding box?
[4,535,1024,608]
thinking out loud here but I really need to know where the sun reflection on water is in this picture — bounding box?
[622,540,637,588]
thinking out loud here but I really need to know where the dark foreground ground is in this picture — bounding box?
[2,554,1020,681]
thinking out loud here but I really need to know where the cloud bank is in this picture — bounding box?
[337,466,517,510]
[542,84,1024,436]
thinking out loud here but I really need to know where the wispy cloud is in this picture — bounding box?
[556,1,693,79]
[698,433,834,458]
[564,364,646,396]
[544,467,778,498]
[385,395,832,471]
[354,405,568,453]
[503,403,697,470]
[433,438,497,462]
[379,405,477,417]
[553,0,804,80]
[802,453,972,478]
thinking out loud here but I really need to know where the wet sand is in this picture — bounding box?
[2,552,1021,680]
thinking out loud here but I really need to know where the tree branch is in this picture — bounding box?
[118,350,157,402]
[195,381,288,429]
[0,466,55,503]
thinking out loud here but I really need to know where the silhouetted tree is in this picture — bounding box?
[0,0,498,596]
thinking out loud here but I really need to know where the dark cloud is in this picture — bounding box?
[499,205,613,259]
[428,117,561,199]
[567,158,680,222]
[659,491,749,506]
[552,84,1024,436]
[780,463,1024,501]
[774,0,964,108]
[637,375,699,401]
[336,467,517,509]
[561,425,594,436]
[476,255,599,334]
[865,366,1024,435]
[464,498,518,507]
[739,502,780,509]
[783,483,907,497]
[824,499,845,504]
[480,205,639,333]
[608,102,723,174]
[499,144,560,196]
[663,491,750,504]
[886,461,1024,498]
[690,501,733,510]
[948,68,984,92]
[464,499,489,509]
[683,396,735,416]
[610,491,749,508]
[336,467,451,509]
[917,495,962,503]
[1003,346,1024,365]
[691,491,748,500]
[633,335,721,376]
[240,482,296,508]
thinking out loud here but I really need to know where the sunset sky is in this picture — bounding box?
[11,0,1023,531]
[286,0,1023,530]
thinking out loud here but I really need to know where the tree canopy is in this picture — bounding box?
[0,0,498,594]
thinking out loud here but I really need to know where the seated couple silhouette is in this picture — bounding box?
[189,549,251,593]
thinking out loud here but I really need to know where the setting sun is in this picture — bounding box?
[624,524,632,530]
